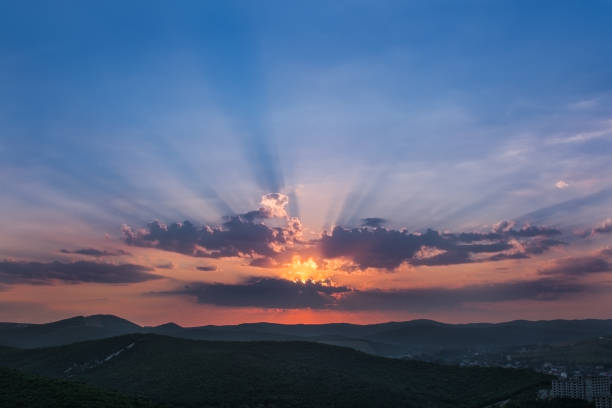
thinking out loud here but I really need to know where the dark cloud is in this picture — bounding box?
[0,260,161,285]
[60,248,131,257]
[336,278,590,312]
[523,239,566,255]
[122,194,302,266]
[593,218,612,234]
[508,226,562,238]
[123,217,299,260]
[249,257,281,268]
[411,250,473,266]
[361,217,387,228]
[155,262,174,269]
[156,275,593,311]
[320,227,443,270]
[539,254,612,277]
[319,222,562,270]
[159,277,349,309]
[124,192,563,270]
[486,252,529,262]
[196,265,217,272]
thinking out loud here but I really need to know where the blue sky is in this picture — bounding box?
[1,1,612,324]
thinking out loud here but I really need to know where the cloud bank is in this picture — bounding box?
[60,248,131,257]
[320,222,562,270]
[156,274,595,312]
[123,193,564,271]
[0,260,161,285]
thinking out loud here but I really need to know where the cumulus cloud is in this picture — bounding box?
[0,260,161,285]
[123,192,563,270]
[555,180,569,189]
[593,218,612,234]
[492,220,515,233]
[240,193,292,221]
[155,275,592,311]
[319,222,562,270]
[60,248,131,257]
[260,193,290,218]
[122,194,302,265]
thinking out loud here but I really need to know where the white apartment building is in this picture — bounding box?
[552,376,611,402]
[595,395,612,408]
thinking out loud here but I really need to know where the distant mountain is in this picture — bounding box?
[0,315,140,348]
[0,333,548,408]
[2,315,612,356]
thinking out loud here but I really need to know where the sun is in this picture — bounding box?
[284,255,328,283]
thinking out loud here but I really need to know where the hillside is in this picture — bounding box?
[0,334,550,408]
[509,335,612,365]
[0,366,160,408]
[0,315,140,348]
[2,315,612,356]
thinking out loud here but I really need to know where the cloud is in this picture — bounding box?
[548,120,612,144]
[123,193,563,270]
[361,217,387,228]
[319,222,562,270]
[411,250,473,266]
[336,278,591,311]
[60,248,131,257]
[123,216,301,260]
[555,180,569,189]
[155,262,174,269]
[196,265,217,272]
[538,253,612,277]
[241,193,291,221]
[593,218,612,234]
[155,275,592,311]
[122,194,303,264]
[260,193,289,218]
[492,220,515,233]
[158,277,349,309]
[0,260,162,285]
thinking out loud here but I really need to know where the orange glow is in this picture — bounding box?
[282,255,331,283]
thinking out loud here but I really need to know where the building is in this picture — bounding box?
[588,376,612,401]
[552,377,585,400]
[595,396,612,408]
[552,376,611,402]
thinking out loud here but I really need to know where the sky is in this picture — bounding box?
[1,1,612,326]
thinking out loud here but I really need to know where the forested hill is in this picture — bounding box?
[0,333,549,408]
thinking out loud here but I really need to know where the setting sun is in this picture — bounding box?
[284,256,327,283]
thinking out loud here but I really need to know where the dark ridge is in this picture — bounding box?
[0,333,549,408]
[2,315,612,356]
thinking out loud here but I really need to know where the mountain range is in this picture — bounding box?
[2,315,612,356]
